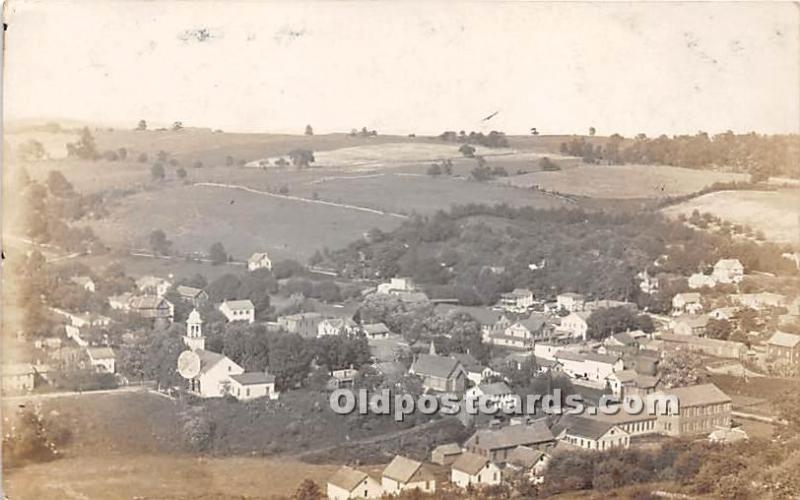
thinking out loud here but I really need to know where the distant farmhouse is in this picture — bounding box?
[219,299,255,323]
[248,252,272,271]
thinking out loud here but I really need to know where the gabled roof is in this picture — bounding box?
[411,354,462,379]
[2,363,36,376]
[516,317,546,332]
[452,452,490,475]
[229,372,275,385]
[136,275,169,288]
[467,420,554,451]
[70,276,94,286]
[660,383,731,408]
[502,288,532,298]
[86,347,115,359]
[674,314,710,328]
[328,466,369,492]
[382,455,430,483]
[362,322,390,334]
[177,285,205,299]
[432,443,462,456]
[248,252,271,262]
[129,295,171,309]
[608,369,637,383]
[555,350,620,365]
[434,304,505,326]
[195,349,229,375]
[558,292,585,300]
[767,331,800,348]
[567,311,591,322]
[557,415,623,440]
[714,258,743,270]
[507,446,546,468]
[674,292,701,303]
[221,299,255,311]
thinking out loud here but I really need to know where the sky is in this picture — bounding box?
[4,1,799,136]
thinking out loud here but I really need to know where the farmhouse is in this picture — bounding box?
[229,372,278,400]
[129,295,175,321]
[556,292,585,312]
[381,455,436,495]
[361,322,390,340]
[672,293,703,315]
[247,252,272,271]
[554,415,630,451]
[70,276,96,292]
[658,333,747,360]
[499,288,534,312]
[327,466,382,500]
[554,350,623,384]
[766,331,800,366]
[176,285,209,307]
[712,258,744,284]
[431,443,462,465]
[278,312,324,338]
[409,353,467,392]
[451,452,502,488]
[672,314,710,336]
[219,299,255,323]
[463,420,555,462]
[86,347,116,373]
[652,383,732,437]
[559,311,591,340]
[135,275,172,297]
[317,317,358,337]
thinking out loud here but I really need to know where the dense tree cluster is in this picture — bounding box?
[560,131,800,179]
[586,306,655,340]
[326,204,796,307]
[65,127,99,160]
[439,130,510,148]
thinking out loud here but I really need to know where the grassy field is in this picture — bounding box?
[3,454,339,499]
[497,164,750,199]
[662,189,800,244]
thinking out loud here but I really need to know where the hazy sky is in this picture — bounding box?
[4,1,799,136]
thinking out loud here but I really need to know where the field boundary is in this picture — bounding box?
[194,182,408,219]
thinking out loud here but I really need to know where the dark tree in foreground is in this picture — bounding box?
[151,163,165,180]
[293,479,323,500]
[304,124,313,136]
[288,149,315,168]
[459,144,476,158]
[136,119,147,130]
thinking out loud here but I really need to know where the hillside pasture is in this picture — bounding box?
[245,141,515,170]
[496,164,749,199]
[662,189,800,244]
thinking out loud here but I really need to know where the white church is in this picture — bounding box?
[180,309,279,401]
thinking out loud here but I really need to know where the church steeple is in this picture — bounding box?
[184,308,205,351]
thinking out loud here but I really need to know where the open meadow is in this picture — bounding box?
[662,189,800,244]
[496,164,750,199]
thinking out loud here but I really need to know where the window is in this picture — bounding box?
[246,388,250,397]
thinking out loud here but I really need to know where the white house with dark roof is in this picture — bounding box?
[409,354,467,392]
[431,443,463,465]
[317,317,358,337]
[450,352,495,385]
[219,299,255,323]
[553,415,630,451]
[451,452,502,488]
[361,322,391,340]
[86,347,116,373]
[229,372,278,400]
[506,446,550,481]
[327,465,382,500]
[129,295,174,321]
[247,252,272,271]
[672,314,710,337]
[712,259,744,284]
[489,317,547,350]
[381,455,435,495]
